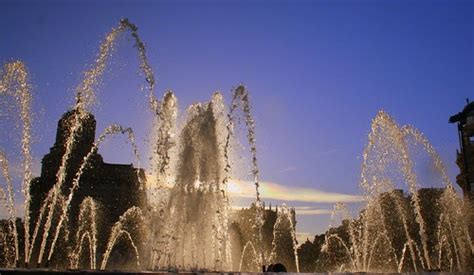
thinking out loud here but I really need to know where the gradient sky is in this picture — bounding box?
[1,0,473,240]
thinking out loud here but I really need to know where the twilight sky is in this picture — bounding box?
[0,0,473,240]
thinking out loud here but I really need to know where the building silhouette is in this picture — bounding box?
[28,109,146,268]
[298,188,471,272]
[449,100,474,240]
[24,108,293,270]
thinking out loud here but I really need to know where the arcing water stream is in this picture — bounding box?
[0,61,32,266]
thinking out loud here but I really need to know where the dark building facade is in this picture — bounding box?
[28,109,146,269]
[449,101,474,199]
[298,188,472,272]
[449,101,474,240]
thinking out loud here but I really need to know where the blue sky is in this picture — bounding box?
[0,0,473,238]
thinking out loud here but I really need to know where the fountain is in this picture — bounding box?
[151,92,230,271]
[269,204,299,272]
[0,60,32,268]
[0,19,271,272]
[316,111,474,272]
[0,18,473,273]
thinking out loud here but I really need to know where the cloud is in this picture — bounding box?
[143,176,363,204]
[227,179,363,203]
[292,206,332,215]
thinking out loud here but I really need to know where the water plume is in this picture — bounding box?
[46,125,142,263]
[37,17,155,266]
[101,206,144,270]
[27,191,53,264]
[238,241,258,271]
[0,152,19,265]
[228,85,260,201]
[152,91,178,184]
[320,110,473,272]
[75,18,156,111]
[155,93,231,271]
[0,61,32,265]
[227,85,265,265]
[69,197,97,269]
[0,20,273,273]
[361,111,431,269]
[269,204,299,272]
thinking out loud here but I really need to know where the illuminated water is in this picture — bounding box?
[0,61,32,267]
[319,111,473,272]
[0,19,472,272]
[0,19,265,271]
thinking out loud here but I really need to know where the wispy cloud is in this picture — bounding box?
[227,179,362,203]
[292,206,332,215]
[143,176,362,204]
